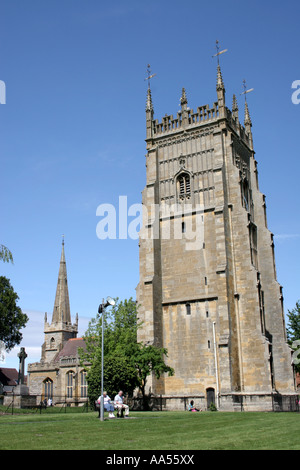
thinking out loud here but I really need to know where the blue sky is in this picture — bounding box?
[1,0,299,371]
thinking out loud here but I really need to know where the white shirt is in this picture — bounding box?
[114,394,123,405]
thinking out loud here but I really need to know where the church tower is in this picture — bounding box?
[42,237,78,363]
[27,239,89,404]
[136,63,296,411]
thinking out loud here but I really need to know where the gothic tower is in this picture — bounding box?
[42,238,78,363]
[136,65,296,411]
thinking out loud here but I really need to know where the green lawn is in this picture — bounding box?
[0,411,299,450]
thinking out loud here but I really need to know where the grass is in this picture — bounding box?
[0,410,299,450]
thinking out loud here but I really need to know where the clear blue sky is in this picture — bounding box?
[1,0,299,370]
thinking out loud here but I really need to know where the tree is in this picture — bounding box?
[0,276,28,351]
[81,298,141,403]
[286,301,300,373]
[80,297,174,407]
[0,245,13,264]
[286,301,300,344]
[133,343,174,407]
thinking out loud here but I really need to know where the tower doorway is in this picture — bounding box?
[206,387,215,409]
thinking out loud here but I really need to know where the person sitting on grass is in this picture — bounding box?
[114,390,129,417]
[188,400,200,412]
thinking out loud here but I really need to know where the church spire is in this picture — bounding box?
[51,236,71,324]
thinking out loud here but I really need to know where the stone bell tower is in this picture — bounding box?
[136,63,296,411]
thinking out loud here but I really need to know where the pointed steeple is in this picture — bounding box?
[51,236,71,324]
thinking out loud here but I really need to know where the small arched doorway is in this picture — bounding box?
[206,387,215,409]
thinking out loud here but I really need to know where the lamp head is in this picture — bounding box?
[98,296,115,313]
[105,296,115,307]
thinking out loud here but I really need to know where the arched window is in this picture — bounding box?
[50,337,55,349]
[44,378,53,400]
[177,173,191,200]
[66,371,74,398]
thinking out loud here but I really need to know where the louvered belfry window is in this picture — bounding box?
[178,173,191,200]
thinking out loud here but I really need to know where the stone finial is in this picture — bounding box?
[180,87,188,111]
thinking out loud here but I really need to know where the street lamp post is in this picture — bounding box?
[98,296,115,422]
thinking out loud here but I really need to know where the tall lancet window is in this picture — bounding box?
[44,378,53,400]
[177,173,191,200]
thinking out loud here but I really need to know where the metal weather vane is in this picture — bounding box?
[212,40,228,65]
[241,79,254,101]
[144,64,156,89]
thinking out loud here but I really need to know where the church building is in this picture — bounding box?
[136,63,296,411]
[27,239,89,405]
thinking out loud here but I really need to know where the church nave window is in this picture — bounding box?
[80,370,88,398]
[66,371,74,398]
[44,378,53,400]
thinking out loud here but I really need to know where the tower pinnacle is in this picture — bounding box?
[180,87,188,111]
[216,64,226,117]
[241,79,254,149]
[232,94,239,121]
[216,64,225,91]
[146,87,153,112]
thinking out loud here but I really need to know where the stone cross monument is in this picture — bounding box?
[17,347,27,385]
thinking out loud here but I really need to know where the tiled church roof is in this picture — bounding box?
[54,337,87,363]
